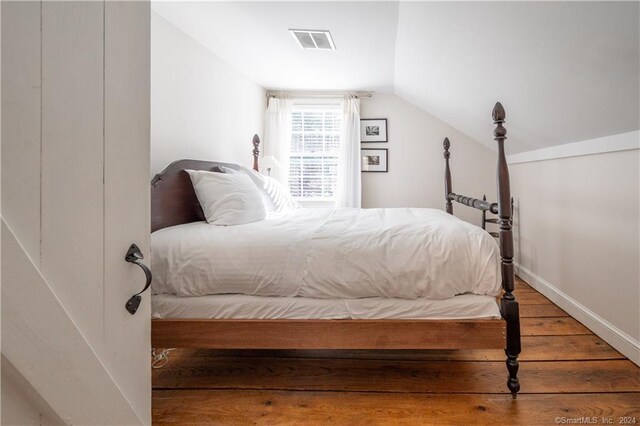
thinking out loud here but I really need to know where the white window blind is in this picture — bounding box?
[289,105,342,200]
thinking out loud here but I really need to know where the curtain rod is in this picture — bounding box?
[266,91,373,99]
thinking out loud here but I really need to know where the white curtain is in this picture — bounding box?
[263,97,294,184]
[336,97,361,208]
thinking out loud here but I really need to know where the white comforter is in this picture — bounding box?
[151,208,502,299]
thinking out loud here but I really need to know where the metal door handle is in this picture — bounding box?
[125,243,152,315]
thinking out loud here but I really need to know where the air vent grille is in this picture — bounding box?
[290,30,336,50]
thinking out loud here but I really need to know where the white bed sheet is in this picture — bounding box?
[152,293,502,320]
[151,207,501,300]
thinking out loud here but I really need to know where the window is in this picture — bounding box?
[289,105,342,202]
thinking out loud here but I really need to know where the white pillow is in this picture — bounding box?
[186,169,266,225]
[239,166,299,213]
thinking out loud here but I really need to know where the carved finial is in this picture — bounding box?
[252,135,260,156]
[252,134,260,171]
[492,102,505,122]
[483,194,486,201]
[492,102,507,140]
[443,137,450,159]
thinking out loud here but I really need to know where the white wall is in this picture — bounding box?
[511,147,640,363]
[360,93,497,226]
[151,12,266,175]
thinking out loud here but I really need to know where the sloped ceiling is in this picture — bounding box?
[152,1,639,154]
[151,1,399,92]
[394,2,640,153]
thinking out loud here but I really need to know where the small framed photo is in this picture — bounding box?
[361,148,388,172]
[360,118,388,142]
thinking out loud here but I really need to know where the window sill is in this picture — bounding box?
[296,199,336,208]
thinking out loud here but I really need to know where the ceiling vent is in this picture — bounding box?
[289,29,336,50]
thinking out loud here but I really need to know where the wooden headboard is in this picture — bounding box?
[151,135,260,232]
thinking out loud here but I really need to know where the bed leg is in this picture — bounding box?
[502,296,521,398]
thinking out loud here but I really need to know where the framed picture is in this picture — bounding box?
[361,148,388,172]
[360,118,388,142]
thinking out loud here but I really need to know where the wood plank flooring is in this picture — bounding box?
[153,276,640,425]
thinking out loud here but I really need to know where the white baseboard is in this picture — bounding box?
[515,264,640,366]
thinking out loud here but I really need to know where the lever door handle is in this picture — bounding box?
[125,243,152,315]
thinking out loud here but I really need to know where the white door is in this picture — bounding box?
[2,1,151,424]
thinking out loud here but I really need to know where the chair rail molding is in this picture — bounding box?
[508,130,639,164]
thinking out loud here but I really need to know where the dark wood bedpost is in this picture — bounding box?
[443,138,453,214]
[493,102,521,399]
[481,195,487,230]
[252,134,260,172]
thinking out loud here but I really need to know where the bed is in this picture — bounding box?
[148,103,521,397]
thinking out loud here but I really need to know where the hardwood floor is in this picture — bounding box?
[152,277,640,425]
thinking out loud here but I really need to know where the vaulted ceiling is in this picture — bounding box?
[152,1,639,154]
[151,1,399,92]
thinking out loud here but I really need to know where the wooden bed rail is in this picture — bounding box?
[447,193,498,214]
[153,319,505,350]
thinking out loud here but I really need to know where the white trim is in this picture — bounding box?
[515,263,640,366]
[297,199,336,208]
[508,130,639,164]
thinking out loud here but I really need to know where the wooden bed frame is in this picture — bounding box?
[150,103,521,397]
